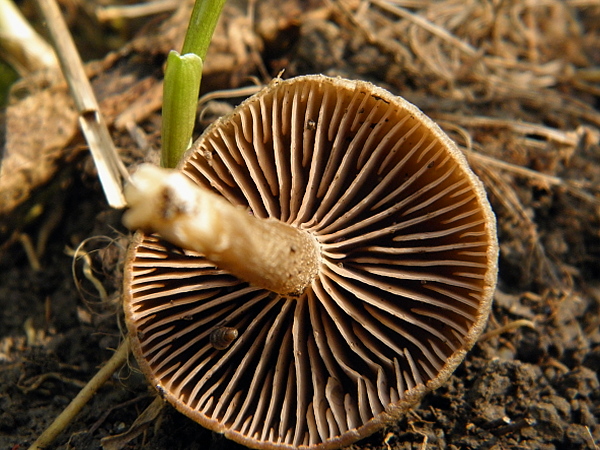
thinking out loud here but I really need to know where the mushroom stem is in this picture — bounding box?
[123,164,321,296]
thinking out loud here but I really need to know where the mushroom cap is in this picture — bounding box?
[124,75,498,449]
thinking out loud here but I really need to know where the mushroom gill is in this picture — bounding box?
[123,75,498,450]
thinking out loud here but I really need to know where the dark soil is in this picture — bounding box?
[1,1,600,449]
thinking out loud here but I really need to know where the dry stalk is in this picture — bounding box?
[96,0,179,22]
[34,0,130,208]
[0,0,58,75]
[28,337,131,450]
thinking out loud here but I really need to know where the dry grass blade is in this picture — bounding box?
[0,0,58,75]
[466,149,600,206]
[96,0,179,22]
[28,337,131,450]
[369,0,478,57]
[434,114,581,147]
[472,160,562,286]
[100,396,164,450]
[34,0,130,208]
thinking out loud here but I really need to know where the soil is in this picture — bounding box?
[1,1,600,450]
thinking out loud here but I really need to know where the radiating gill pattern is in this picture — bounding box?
[126,77,496,450]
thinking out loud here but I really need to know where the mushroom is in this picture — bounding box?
[122,75,498,450]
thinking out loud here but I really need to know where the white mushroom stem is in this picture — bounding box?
[123,164,321,296]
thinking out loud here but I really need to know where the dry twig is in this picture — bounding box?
[34,0,130,208]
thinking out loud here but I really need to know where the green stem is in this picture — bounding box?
[161,0,227,168]
[181,0,227,59]
[161,51,203,168]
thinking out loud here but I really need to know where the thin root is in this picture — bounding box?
[480,319,537,341]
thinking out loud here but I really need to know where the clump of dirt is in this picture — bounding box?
[1,0,599,449]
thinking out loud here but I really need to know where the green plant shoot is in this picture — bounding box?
[161,51,202,169]
[181,0,227,58]
[161,0,227,168]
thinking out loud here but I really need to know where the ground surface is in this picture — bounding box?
[1,1,600,449]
